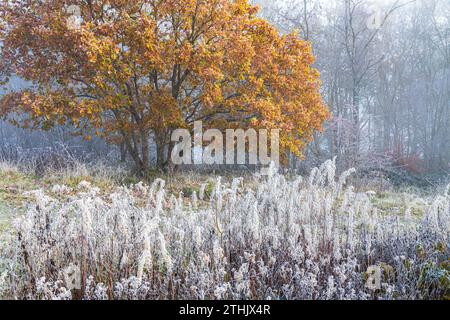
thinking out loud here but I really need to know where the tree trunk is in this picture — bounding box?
[155,130,175,172]
[121,132,150,174]
[140,129,149,172]
[155,132,166,170]
[120,143,127,163]
[167,138,176,174]
[352,86,360,166]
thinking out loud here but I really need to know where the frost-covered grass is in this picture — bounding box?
[0,160,448,300]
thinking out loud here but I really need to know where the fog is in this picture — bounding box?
[1,0,449,178]
[256,0,450,176]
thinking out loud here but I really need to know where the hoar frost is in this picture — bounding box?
[0,159,448,300]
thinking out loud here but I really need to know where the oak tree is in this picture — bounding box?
[0,0,329,170]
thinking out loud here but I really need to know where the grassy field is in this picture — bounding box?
[0,160,448,300]
[0,161,430,228]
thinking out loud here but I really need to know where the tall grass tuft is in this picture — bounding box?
[0,159,448,300]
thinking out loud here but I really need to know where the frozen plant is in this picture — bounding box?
[0,159,448,300]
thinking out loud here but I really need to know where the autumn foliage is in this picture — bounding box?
[0,0,328,170]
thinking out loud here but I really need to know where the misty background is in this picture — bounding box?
[1,0,449,182]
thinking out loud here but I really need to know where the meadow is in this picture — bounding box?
[0,159,448,300]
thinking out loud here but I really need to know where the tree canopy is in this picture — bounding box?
[0,0,328,170]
